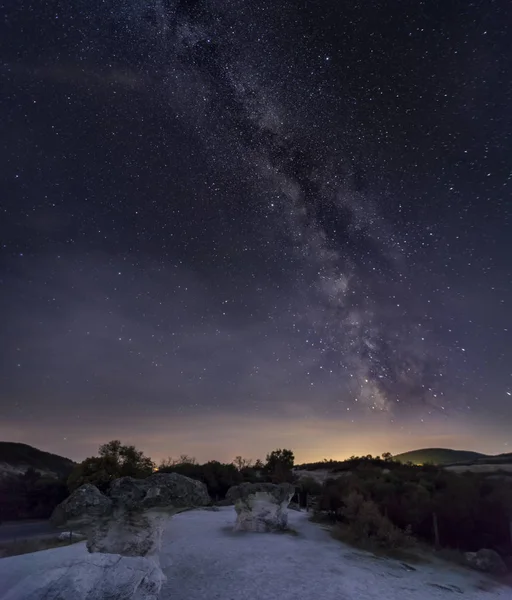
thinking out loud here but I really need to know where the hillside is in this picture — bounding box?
[393,448,488,465]
[0,442,75,479]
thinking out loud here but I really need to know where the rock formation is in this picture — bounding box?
[226,482,295,532]
[11,472,211,600]
[51,472,210,558]
[51,483,113,528]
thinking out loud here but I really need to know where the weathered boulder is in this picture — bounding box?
[2,553,165,600]
[38,473,210,600]
[109,472,210,511]
[465,548,508,575]
[51,473,210,557]
[226,482,295,532]
[50,483,113,528]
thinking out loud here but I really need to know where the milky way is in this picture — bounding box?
[0,0,510,461]
[134,0,448,412]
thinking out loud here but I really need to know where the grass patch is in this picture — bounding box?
[330,522,423,564]
[0,536,83,559]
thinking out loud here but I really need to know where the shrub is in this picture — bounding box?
[315,459,512,555]
[338,490,413,549]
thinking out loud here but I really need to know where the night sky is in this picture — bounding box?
[1,0,510,464]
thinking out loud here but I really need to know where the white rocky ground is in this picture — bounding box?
[0,507,508,600]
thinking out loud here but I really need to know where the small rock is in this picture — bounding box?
[465,548,508,575]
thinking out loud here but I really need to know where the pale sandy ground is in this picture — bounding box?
[0,507,509,599]
[159,507,509,600]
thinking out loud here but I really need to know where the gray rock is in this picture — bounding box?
[109,472,210,511]
[37,474,209,600]
[465,548,508,575]
[87,511,170,557]
[50,483,113,528]
[2,553,165,600]
[51,473,210,557]
[226,482,295,532]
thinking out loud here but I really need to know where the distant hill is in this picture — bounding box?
[0,442,75,479]
[393,448,488,466]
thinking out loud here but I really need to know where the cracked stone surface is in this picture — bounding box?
[2,553,165,600]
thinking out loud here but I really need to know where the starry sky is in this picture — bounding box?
[1,0,510,464]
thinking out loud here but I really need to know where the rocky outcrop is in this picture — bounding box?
[465,548,508,575]
[226,482,295,532]
[108,472,209,512]
[44,473,210,599]
[52,473,210,558]
[2,553,165,600]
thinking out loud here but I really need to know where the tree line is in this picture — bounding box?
[310,455,512,556]
[0,441,295,521]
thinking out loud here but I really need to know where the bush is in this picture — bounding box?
[339,491,413,549]
[315,459,512,556]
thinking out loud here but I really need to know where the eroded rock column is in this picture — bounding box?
[4,473,210,600]
[226,482,295,532]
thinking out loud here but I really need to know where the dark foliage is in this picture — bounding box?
[67,440,155,493]
[296,454,401,472]
[316,458,512,555]
[265,448,295,483]
[0,468,69,521]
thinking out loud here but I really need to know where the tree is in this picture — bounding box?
[381,452,393,462]
[233,456,253,471]
[67,440,154,492]
[265,448,295,483]
[159,454,197,468]
[265,449,294,471]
